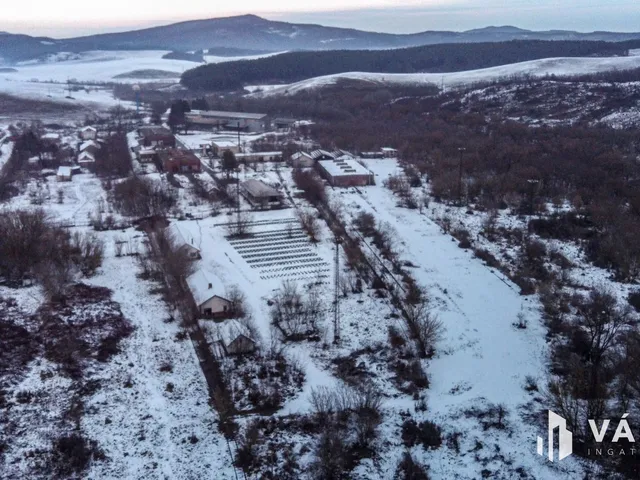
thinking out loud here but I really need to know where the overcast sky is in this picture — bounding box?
[2,0,639,37]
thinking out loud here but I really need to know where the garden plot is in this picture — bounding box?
[228,219,330,281]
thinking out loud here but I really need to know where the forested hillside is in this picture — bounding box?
[181,40,634,91]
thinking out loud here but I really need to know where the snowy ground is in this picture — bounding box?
[3,172,112,226]
[0,50,283,109]
[82,233,237,480]
[251,54,640,97]
[317,159,589,479]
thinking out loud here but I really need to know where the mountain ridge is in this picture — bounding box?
[2,15,640,64]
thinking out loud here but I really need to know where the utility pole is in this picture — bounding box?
[457,147,466,206]
[527,179,539,216]
[236,166,241,227]
[334,236,342,344]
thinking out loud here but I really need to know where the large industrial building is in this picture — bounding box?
[185,110,269,133]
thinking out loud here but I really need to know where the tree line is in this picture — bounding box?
[181,40,632,91]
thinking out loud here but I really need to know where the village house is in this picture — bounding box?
[138,126,176,148]
[240,179,284,209]
[77,150,96,171]
[272,117,297,131]
[166,223,201,259]
[79,139,101,154]
[187,269,232,319]
[316,157,374,187]
[290,151,315,168]
[56,166,72,182]
[211,319,256,358]
[80,126,97,141]
[157,148,201,173]
[41,133,62,147]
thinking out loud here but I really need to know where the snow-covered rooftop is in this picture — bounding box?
[167,223,200,252]
[78,151,95,162]
[241,179,281,198]
[310,149,335,160]
[186,269,227,306]
[57,166,72,176]
[215,319,254,347]
[318,158,371,177]
[236,151,282,158]
[211,140,238,148]
[189,109,267,120]
[292,151,313,160]
[80,140,101,152]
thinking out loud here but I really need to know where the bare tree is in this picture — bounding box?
[404,299,443,359]
[270,280,323,341]
[297,208,321,242]
[225,211,253,238]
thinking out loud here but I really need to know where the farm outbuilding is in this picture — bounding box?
[236,151,282,164]
[240,179,284,209]
[187,269,232,319]
[381,147,398,158]
[56,166,72,182]
[316,158,374,187]
[211,140,240,156]
[186,110,269,133]
[290,151,315,168]
[211,319,256,357]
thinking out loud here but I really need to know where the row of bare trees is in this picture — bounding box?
[0,209,104,300]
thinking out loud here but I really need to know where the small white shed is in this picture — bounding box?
[56,166,72,182]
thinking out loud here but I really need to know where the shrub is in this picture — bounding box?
[628,291,640,313]
[48,433,103,478]
[401,419,442,450]
[395,451,430,480]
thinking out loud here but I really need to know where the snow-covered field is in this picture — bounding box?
[83,237,237,479]
[318,160,588,479]
[250,54,640,97]
[0,49,282,109]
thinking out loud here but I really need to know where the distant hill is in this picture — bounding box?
[180,40,636,91]
[2,15,640,64]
